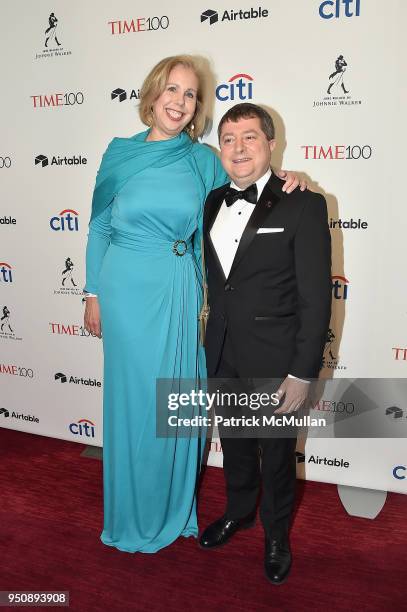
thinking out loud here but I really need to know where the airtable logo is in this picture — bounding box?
[216,74,254,101]
[0,217,16,225]
[35,153,87,167]
[112,88,126,102]
[111,88,140,102]
[55,371,101,387]
[50,209,79,231]
[201,10,218,24]
[35,155,48,167]
[385,406,404,419]
[0,408,39,423]
[201,7,269,25]
[330,218,368,230]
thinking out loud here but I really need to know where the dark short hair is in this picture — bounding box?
[217,103,275,142]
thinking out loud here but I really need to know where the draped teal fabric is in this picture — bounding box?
[85,130,227,552]
[90,130,195,222]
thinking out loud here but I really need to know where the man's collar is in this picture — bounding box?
[229,169,272,200]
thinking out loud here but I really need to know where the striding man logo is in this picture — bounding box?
[45,12,61,47]
[327,55,349,95]
[61,257,77,288]
[1,305,13,333]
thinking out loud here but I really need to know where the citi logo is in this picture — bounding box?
[0,408,10,418]
[201,7,268,25]
[69,418,96,438]
[0,263,13,283]
[393,465,406,480]
[50,209,79,231]
[393,348,407,362]
[54,372,101,387]
[319,0,360,19]
[332,275,349,300]
[35,154,87,167]
[216,74,254,102]
[111,88,140,102]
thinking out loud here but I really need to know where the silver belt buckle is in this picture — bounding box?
[173,239,188,257]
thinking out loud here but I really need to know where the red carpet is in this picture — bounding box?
[0,428,405,612]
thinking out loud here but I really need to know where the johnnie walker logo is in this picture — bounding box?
[0,305,22,342]
[321,327,346,371]
[313,55,362,109]
[35,13,72,60]
[54,257,83,297]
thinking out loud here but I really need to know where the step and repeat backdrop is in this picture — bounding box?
[1,1,406,494]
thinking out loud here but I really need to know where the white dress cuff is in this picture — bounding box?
[288,373,310,384]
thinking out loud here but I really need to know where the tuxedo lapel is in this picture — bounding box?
[228,176,281,279]
[205,183,229,235]
[204,184,230,282]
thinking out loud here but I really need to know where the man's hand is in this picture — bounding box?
[278,170,308,194]
[84,296,102,338]
[274,377,309,414]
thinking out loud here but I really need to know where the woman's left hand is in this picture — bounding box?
[277,170,308,193]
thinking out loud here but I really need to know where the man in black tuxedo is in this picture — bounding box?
[199,103,332,584]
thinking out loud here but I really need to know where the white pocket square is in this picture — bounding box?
[257,227,284,234]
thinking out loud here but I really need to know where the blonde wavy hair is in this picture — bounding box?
[139,55,213,141]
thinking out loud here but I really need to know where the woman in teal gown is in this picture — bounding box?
[84,55,300,553]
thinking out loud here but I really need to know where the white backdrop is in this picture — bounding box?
[1,0,406,495]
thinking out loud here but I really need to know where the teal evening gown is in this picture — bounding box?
[84,130,227,553]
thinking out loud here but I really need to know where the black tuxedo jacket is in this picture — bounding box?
[203,173,332,379]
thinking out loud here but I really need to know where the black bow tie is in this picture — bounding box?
[225,184,258,207]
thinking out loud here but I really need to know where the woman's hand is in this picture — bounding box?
[84,296,102,338]
[277,170,308,194]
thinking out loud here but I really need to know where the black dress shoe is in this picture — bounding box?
[199,513,256,549]
[264,536,292,585]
